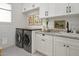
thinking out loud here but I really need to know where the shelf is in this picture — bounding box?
[22,7,39,14]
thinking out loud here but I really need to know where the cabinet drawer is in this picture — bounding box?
[36,33,52,39]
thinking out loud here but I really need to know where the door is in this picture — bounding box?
[54,36,67,56]
[22,3,39,12]
[22,3,32,12]
[69,3,79,15]
[67,38,79,56]
[39,3,49,18]
[54,3,68,16]
[49,3,55,17]
[35,33,53,56]
[69,44,79,56]
[54,41,67,56]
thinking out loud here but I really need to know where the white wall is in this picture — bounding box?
[0,3,27,48]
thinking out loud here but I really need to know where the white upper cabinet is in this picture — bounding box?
[67,38,79,56]
[54,3,79,16]
[69,3,79,15]
[54,3,68,16]
[49,3,55,17]
[39,3,55,18]
[22,3,79,18]
[22,3,40,12]
[39,3,49,18]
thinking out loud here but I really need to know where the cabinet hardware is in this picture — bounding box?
[66,6,68,13]
[42,34,45,36]
[69,6,71,13]
[45,11,48,16]
[67,46,69,47]
[64,45,66,47]
[32,4,35,8]
[45,11,46,16]
[24,8,26,10]
[41,39,45,41]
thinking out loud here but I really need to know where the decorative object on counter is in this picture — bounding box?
[42,18,49,32]
[66,21,70,33]
[54,20,66,29]
[66,21,73,33]
[27,15,41,26]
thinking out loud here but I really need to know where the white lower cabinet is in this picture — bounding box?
[54,36,79,56]
[54,41,67,56]
[35,32,79,56]
[54,36,67,56]
[69,45,79,56]
[35,33,54,56]
[68,39,79,56]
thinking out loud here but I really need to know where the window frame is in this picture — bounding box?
[0,3,12,23]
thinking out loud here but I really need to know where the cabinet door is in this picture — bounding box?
[49,3,55,17]
[22,3,39,12]
[22,3,32,12]
[35,33,42,50]
[36,33,53,56]
[54,36,67,56]
[39,3,49,18]
[69,3,79,14]
[69,45,79,56]
[67,38,79,56]
[54,3,68,16]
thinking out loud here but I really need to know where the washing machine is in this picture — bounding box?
[16,28,23,48]
[23,29,32,53]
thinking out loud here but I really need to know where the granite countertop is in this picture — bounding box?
[35,31,79,40]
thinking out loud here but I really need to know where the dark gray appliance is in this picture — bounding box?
[16,28,41,53]
[23,29,32,53]
[16,28,23,48]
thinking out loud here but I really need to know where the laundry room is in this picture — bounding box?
[1,2,79,57]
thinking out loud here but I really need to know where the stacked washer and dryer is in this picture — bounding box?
[16,28,40,53]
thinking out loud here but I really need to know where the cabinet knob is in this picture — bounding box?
[41,39,45,41]
[45,11,48,16]
[42,34,45,36]
[64,45,66,47]
[32,4,35,8]
[24,8,26,10]
[67,46,69,47]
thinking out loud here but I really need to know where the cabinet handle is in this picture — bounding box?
[66,6,68,13]
[24,8,26,10]
[42,34,45,36]
[32,4,35,8]
[69,6,71,13]
[45,11,46,16]
[46,11,48,16]
[67,46,69,47]
[45,11,48,16]
[41,39,45,41]
[64,45,66,47]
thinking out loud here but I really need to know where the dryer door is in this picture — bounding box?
[23,34,31,46]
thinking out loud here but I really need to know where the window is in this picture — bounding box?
[0,3,11,22]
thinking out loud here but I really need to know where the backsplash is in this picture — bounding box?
[47,15,79,32]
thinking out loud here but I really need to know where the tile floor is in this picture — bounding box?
[2,46,43,56]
